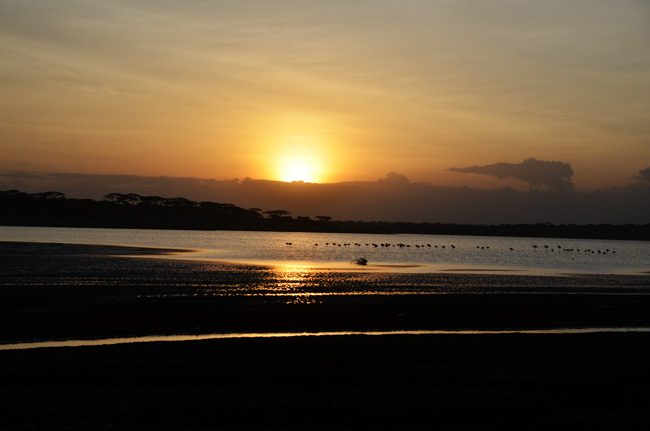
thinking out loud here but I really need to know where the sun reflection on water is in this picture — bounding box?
[267,262,323,304]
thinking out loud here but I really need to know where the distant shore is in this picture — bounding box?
[2,189,649,240]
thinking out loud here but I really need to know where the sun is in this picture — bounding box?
[260,112,337,183]
[277,155,319,182]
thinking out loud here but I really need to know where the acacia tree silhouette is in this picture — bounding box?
[263,210,291,219]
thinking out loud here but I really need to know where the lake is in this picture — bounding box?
[1,226,648,275]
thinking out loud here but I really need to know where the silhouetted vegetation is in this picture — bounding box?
[1,189,648,240]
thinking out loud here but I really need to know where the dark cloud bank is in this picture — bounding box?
[1,163,649,225]
[450,158,574,192]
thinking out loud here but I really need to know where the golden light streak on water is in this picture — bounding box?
[3,327,650,351]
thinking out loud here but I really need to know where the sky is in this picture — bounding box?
[1,0,649,190]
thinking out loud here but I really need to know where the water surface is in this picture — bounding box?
[1,226,648,275]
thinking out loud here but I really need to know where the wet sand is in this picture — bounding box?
[3,241,650,342]
[2,241,650,429]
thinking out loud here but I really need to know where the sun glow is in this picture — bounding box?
[277,154,320,183]
[260,112,340,183]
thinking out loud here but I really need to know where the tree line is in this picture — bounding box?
[1,189,648,240]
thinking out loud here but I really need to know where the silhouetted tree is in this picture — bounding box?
[140,196,166,206]
[104,193,142,205]
[103,193,123,202]
[31,191,65,199]
[263,210,291,219]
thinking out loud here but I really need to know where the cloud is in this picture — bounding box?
[635,166,650,185]
[449,158,574,192]
[377,171,410,186]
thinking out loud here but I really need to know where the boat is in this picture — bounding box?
[355,257,368,266]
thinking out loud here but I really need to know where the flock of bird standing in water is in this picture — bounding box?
[283,240,617,266]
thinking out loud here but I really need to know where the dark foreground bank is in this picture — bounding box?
[2,334,650,430]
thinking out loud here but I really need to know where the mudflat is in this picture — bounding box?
[1,241,650,429]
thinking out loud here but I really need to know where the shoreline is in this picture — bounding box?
[2,220,650,241]
[3,223,650,242]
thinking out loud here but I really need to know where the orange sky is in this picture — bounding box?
[1,1,649,190]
